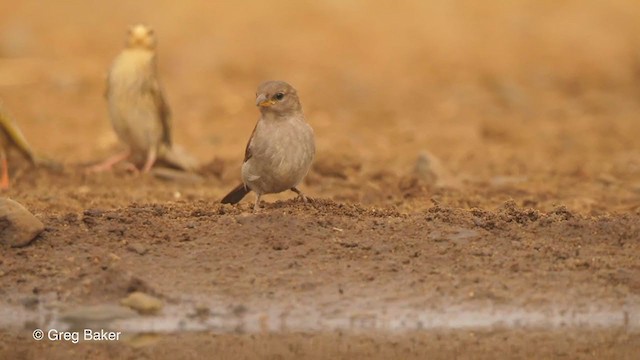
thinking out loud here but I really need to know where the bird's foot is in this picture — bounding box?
[252,206,263,213]
[252,195,262,212]
[298,193,309,204]
[85,150,132,174]
[141,148,157,174]
[122,162,141,175]
[85,163,113,173]
[291,187,312,205]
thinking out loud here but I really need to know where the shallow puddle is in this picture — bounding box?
[1,295,638,335]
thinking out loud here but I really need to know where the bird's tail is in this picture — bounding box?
[157,144,199,172]
[221,183,251,204]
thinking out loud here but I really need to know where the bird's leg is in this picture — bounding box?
[86,149,131,173]
[141,147,157,173]
[0,151,9,190]
[253,193,262,212]
[122,162,141,175]
[290,187,310,204]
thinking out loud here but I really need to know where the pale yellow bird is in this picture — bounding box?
[90,24,174,173]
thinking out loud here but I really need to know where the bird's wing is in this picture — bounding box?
[243,122,258,163]
[149,77,172,147]
[0,109,35,163]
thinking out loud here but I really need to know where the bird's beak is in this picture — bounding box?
[256,94,274,107]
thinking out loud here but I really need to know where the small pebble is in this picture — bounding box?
[120,292,163,315]
[0,198,44,247]
[127,243,148,255]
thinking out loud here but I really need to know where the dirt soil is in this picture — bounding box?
[1,1,640,359]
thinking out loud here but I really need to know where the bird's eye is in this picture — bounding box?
[274,92,285,101]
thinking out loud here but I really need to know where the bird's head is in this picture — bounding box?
[125,24,157,50]
[255,81,302,117]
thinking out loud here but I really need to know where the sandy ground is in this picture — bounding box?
[1,1,640,358]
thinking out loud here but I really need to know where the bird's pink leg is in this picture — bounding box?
[253,193,262,211]
[141,147,157,173]
[86,149,131,173]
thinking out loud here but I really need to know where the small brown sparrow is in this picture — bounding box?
[90,24,173,173]
[0,107,36,190]
[221,81,315,210]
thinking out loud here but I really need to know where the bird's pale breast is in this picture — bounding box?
[242,117,315,195]
[107,50,163,157]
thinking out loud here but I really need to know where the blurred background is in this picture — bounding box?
[1,0,639,213]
